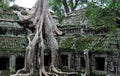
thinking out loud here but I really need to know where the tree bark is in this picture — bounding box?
[9,0,78,76]
[62,0,70,13]
[82,49,90,76]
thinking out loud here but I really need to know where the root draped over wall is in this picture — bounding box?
[10,0,77,76]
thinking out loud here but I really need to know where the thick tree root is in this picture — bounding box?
[10,73,31,76]
[10,67,77,76]
[40,68,49,76]
[47,65,78,75]
[39,67,59,76]
[12,0,78,76]
[51,67,78,75]
[10,68,32,76]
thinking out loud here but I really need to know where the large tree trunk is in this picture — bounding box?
[9,0,77,76]
[10,0,78,76]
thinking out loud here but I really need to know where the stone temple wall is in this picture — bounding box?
[0,8,120,76]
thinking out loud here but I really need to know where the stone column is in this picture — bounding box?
[91,54,95,70]
[76,54,80,71]
[9,55,16,73]
[68,53,71,69]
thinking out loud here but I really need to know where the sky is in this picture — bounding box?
[10,0,37,8]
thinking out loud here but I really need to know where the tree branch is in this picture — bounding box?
[62,0,70,13]
[72,0,79,11]
[69,0,74,11]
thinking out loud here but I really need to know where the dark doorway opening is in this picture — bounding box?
[81,57,85,68]
[95,57,105,71]
[44,55,51,66]
[0,57,9,70]
[0,27,7,35]
[61,55,68,66]
[16,57,24,71]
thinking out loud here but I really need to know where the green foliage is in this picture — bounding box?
[60,37,73,48]
[49,0,89,23]
[92,39,105,52]
[76,71,81,76]
[0,36,27,51]
[49,0,65,23]
[75,37,93,50]
[107,0,120,9]
[9,66,15,73]
[0,0,9,9]
[0,0,16,14]
[32,72,39,76]
[84,0,120,32]
[0,0,16,10]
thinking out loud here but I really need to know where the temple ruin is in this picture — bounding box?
[0,7,120,76]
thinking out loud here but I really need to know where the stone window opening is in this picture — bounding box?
[61,54,68,66]
[0,57,9,70]
[15,56,24,71]
[95,57,105,71]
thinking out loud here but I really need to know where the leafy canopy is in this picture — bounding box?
[0,0,15,9]
[84,0,120,31]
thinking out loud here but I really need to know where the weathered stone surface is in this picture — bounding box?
[61,9,85,26]
[0,6,120,76]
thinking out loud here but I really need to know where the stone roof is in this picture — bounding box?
[0,12,21,28]
[0,36,27,51]
[0,7,119,53]
[0,7,59,52]
[59,9,120,52]
[59,33,120,52]
[0,9,27,36]
[0,8,27,51]
[61,9,85,26]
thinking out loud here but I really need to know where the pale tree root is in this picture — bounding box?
[39,69,77,76]
[10,73,31,76]
[48,62,78,75]
[10,32,39,76]
[50,66,78,75]
[38,65,78,76]
[11,0,77,76]
[9,68,32,76]
[39,68,59,76]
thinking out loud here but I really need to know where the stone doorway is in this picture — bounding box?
[15,57,24,71]
[95,57,105,71]
[0,57,9,70]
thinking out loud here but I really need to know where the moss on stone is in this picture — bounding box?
[0,36,27,51]
[93,43,104,52]
[75,36,94,51]
[60,37,74,48]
